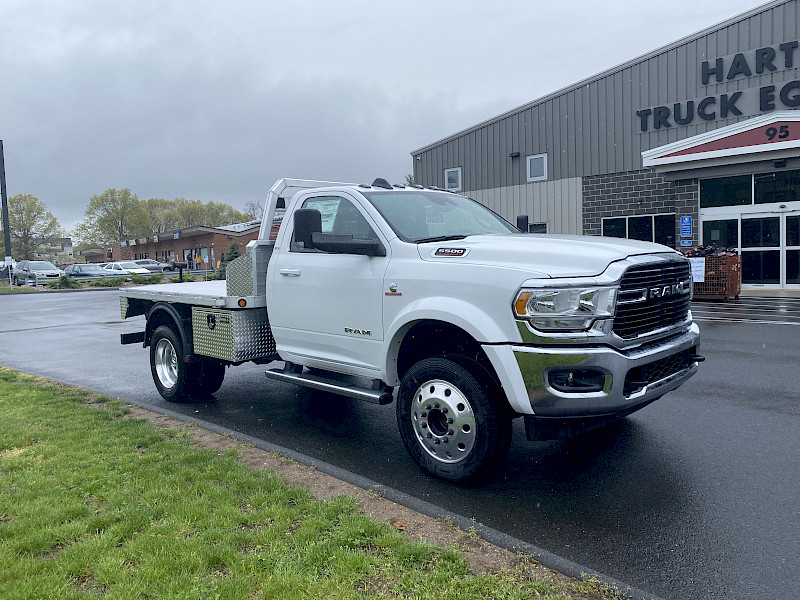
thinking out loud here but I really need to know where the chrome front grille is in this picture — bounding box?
[613,261,691,339]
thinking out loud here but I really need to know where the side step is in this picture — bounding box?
[265,367,394,405]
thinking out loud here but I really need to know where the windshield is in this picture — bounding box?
[360,190,517,243]
[30,261,58,270]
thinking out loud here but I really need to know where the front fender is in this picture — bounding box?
[381,296,510,385]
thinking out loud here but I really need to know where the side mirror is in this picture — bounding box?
[294,208,322,249]
[311,233,386,257]
[516,214,529,232]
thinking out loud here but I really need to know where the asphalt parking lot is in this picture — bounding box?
[0,290,798,600]
[691,296,800,326]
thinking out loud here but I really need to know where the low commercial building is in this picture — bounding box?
[84,221,260,269]
[412,0,800,291]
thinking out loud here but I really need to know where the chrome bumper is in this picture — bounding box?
[509,323,700,418]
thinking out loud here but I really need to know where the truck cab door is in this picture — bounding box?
[269,192,390,374]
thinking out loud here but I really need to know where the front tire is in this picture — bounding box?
[150,325,193,402]
[396,357,512,485]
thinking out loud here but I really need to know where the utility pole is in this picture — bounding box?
[1,140,11,267]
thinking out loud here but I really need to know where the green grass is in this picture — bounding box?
[0,369,593,600]
[0,283,41,294]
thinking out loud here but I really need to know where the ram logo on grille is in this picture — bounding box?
[648,280,690,300]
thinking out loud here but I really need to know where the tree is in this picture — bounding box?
[201,201,247,228]
[405,174,415,186]
[73,189,254,246]
[142,197,180,234]
[3,193,63,260]
[217,240,242,278]
[75,188,147,245]
[242,199,263,221]
[173,198,206,228]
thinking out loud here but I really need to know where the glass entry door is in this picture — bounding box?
[741,215,780,285]
[740,212,800,287]
[787,213,800,286]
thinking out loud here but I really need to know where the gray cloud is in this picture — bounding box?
[1,0,759,229]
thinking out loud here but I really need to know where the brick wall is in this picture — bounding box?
[582,169,699,247]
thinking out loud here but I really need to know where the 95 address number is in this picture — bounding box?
[765,125,790,140]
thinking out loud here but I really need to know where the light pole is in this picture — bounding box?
[1,140,13,286]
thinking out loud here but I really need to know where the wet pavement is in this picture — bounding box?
[1,289,798,600]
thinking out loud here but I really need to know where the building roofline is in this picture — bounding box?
[410,0,788,156]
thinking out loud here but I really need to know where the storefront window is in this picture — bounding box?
[703,219,738,247]
[628,216,653,242]
[602,214,675,247]
[754,170,800,205]
[700,175,752,208]
[654,215,676,247]
[602,218,626,238]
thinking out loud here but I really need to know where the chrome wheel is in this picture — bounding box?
[411,379,476,464]
[154,337,179,389]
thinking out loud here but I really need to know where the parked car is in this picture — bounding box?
[12,260,64,285]
[63,264,110,279]
[101,261,151,275]
[134,259,173,273]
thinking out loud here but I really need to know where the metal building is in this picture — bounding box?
[411,0,800,291]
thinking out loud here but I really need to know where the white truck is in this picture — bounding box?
[120,178,702,484]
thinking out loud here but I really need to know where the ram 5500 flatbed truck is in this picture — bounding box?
[120,177,701,484]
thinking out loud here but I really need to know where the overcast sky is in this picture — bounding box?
[1,0,764,230]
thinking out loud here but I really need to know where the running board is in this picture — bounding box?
[265,368,394,405]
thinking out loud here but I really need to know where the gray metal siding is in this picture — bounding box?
[413,0,800,190]
[471,177,583,235]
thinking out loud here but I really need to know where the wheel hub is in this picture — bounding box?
[411,379,476,464]
[155,338,178,389]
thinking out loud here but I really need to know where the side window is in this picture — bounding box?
[293,196,378,251]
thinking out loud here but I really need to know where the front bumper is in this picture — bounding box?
[482,323,700,418]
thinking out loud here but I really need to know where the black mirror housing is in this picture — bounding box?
[311,233,386,257]
[294,208,322,249]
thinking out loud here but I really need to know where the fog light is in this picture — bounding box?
[548,369,605,393]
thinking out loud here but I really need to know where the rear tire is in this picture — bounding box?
[150,325,194,402]
[396,357,512,485]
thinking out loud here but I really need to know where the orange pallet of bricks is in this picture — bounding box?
[693,255,741,301]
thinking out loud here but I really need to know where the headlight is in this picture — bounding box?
[513,286,617,331]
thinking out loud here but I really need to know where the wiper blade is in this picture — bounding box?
[414,235,468,243]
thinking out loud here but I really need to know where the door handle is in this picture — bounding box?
[279,268,301,277]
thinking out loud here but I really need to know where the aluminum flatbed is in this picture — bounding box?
[120,279,267,309]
